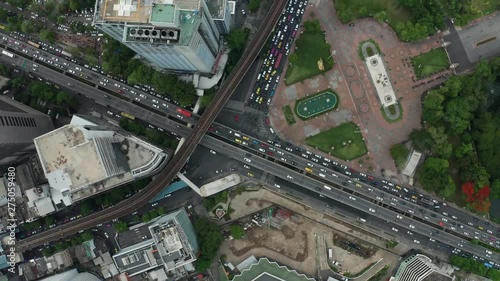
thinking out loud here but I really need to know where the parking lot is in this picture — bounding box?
[247,0,307,112]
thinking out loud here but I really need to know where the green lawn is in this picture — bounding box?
[411,48,450,78]
[294,90,338,120]
[305,122,368,161]
[282,105,296,125]
[284,32,334,85]
[334,0,412,28]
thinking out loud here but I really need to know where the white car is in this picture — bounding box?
[274,184,281,188]
[209,150,216,155]
[392,227,398,232]
[244,158,251,163]
[409,224,415,229]
[414,240,420,244]
[369,208,375,213]
[348,196,356,201]
[287,175,293,179]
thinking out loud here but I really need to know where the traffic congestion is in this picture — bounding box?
[248,0,307,111]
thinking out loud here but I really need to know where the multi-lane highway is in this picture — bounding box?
[2,3,499,265]
[12,0,289,252]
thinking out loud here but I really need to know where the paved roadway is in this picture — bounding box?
[12,0,289,252]
[3,50,499,264]
[444,13,500,73]
[2,11,499,264]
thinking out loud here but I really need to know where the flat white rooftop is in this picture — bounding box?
[365,54,397,107]
[35,125,105,190]
[34,121,160,201]
[200,174,241,197]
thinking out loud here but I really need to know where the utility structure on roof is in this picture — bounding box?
[93,0,226,75]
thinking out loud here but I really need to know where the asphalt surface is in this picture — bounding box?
[11,0,288,252]
[3,45,499,265]
[247,0,306,111]
[2,6,500,265]
[3,35,500,264]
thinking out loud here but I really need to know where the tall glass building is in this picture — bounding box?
[93,0,223,74]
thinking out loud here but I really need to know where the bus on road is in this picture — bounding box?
[121,112,136,120]
[1,50,14,58]
[274,52,282,68]
[27,41,40,48]
[176,108,192,118]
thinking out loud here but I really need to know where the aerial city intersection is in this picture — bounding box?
[0,0,499,280]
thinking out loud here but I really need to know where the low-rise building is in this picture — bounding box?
[112,208,199,280]
[33,115,168,207]
[390,254,454,281]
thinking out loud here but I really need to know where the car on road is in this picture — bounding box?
[409,224,415,229]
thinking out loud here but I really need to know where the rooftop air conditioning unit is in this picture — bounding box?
[160,29,179,40]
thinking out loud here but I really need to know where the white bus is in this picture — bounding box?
[1,50,14,58]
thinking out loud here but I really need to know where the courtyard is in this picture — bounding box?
[295,90,338,120]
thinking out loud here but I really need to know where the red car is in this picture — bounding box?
[265,118,270,125]
[267,151,273,156]
[234,115,239,122]
[117,89,124,94]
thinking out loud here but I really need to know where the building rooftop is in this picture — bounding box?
[151,4,176,23]
[98,0,201,23]
[365,54,397,107]
[206,0,226,19]
[232,258,315,281]
[200,174,241,197]
[34,115,166,205]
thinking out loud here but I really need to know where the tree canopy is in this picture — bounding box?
[194,218,223,272]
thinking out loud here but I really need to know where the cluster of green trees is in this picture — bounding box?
[194,218,224,272]
[396,0,444,42]
[79,178,150,214]
[101,38,198,107]
[248,0,261,12]
[414,59,500,205]
[10,79,78,117]
[119,118,179,150]
[390,143,410,169]
[447,0,487,26]
[42,231,94,257]
[226,28,250,75]
[450,255,500,280]
[202,190,229,211]
[140,207,166,223]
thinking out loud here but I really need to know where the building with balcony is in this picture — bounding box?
[93,0,223,75]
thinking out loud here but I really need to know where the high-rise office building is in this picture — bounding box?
[93,0,223,74]
[0,96,54,165]
[207,0,232,35]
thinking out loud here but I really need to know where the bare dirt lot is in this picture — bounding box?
[219,188,401,279]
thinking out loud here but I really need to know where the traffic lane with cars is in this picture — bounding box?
[247,0,305,110]
[0,33,196,123]
[203,135,499,263]
[211,124,500,246]
[0,55,190,141]
[1,29,498,245]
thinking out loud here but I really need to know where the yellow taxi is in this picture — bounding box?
[242,136,250,141]
[247,172,254,177]
[305,167,313,173]
[235,139,242,144]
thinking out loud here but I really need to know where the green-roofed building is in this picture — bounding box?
[232,258,316,281]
